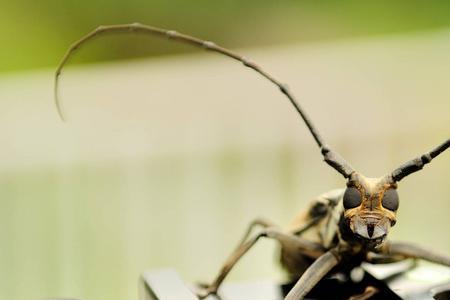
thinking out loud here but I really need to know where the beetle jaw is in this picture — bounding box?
[350,214,391,239]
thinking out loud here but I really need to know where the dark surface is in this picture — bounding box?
[281,272,401,300]
[140,266,450,300]
[140,269,396,300]
[433,284,450,300]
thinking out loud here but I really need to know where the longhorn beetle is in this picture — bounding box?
[55,23,450,300]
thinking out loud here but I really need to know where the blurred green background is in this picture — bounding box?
[3,0,450,73]
[1,2,450,300]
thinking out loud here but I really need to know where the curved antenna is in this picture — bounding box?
[390,138,450,182]
[54,23,355,178]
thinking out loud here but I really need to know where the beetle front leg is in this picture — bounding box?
[196,226,324,299]
[380,241,450,266]
[237,215,321,247]
[235,217,276,247]
[285,249,340,300]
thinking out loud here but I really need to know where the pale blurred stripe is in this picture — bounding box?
[0,28,449,300]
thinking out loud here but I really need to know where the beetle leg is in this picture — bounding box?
[285,249,340,300]
[366,251,408,264]
[290,216,324,236]
[236,217,276,246]
[242,215,319,244]
[365,252,418,285]
[380,241,450,267]
[238,205,328,249]
[197,227,324,299]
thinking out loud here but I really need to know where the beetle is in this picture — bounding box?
[55,23,450,300]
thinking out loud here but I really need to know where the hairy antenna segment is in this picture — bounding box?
[54,23,354,177]
[390,138,450,182]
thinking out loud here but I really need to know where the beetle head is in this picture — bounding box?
[343,173,399,247]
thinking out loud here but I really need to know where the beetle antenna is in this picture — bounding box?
[55,23,355,178]
[390,138,450,182]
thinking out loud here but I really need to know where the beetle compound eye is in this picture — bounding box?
[343,187,362,209]
[382,189,399,211]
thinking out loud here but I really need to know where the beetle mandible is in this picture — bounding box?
[54,23,450,300]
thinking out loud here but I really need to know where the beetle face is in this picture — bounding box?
[343,173,399,247]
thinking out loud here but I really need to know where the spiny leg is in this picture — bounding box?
[285,249,340,300]
[197,227,325,299]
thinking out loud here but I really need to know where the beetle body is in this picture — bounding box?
[282,189,345,279]
[282,172,398,280]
